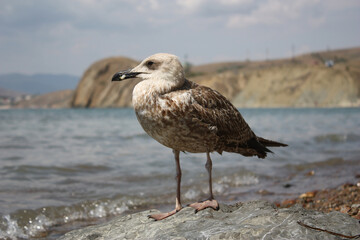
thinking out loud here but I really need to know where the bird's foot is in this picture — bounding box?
[188,199,219,213]
[148,208,181,221]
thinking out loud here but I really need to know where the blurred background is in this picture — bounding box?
[0,0,359,239]
[1,0,360,108]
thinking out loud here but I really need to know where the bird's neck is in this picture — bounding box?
[132,78,184,109]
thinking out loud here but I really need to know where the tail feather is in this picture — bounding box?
[248,137,287,159]
[257,137,288,147]
[248,138,272,152]
[223,137,287,159]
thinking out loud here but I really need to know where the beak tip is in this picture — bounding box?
[111,70,142,82]
[111,72,121,81]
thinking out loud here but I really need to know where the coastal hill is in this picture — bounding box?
[71,57,139,108]
[71,47,360,108]
[13,90,73,109]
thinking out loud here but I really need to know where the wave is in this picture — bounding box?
[0,195,143,239]
[217,173,259,187]
[1,156,23,161]
[0,168,262,239]
[284,157,346,171]
[0,144,34,149]
[3,164,111,176]
[314,133,360,143]
[122,133,150,140]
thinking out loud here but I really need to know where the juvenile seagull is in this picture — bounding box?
[112,53,287,221]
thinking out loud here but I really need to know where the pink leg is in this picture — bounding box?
[148,150,183,220]
[189,152,219,213]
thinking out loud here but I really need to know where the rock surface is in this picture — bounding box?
[59,201,360,240]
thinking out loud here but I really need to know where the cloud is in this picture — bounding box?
[0,0,359,75]
[219,0,254,6]
[134,0,161,12]
[176,0,205,12]
[308,16,326,28]
[1,0,358,34]
[325,0,360,10]
[226,0,321,28]
[225,0,360,29]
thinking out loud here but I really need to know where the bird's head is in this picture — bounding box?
[112,53,185,86]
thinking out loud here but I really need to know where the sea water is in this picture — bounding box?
[0,108,359,239]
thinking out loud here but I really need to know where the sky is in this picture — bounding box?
[0,0,359,76]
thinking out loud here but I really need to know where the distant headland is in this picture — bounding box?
[3,47,360,109]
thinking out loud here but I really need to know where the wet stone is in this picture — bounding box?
[86,233,102,240]
[58,201,360,240]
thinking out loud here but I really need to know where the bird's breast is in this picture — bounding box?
[134,95,187,143]
[133,94,218,153]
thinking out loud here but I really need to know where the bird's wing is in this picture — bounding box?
[192,85,254,141]
[179,81,255,144]
[163,80,272,157]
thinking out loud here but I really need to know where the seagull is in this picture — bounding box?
[112,53,287,221]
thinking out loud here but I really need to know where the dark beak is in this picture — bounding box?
[111,69,142,81]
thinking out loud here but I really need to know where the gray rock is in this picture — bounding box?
[59,201,360,240]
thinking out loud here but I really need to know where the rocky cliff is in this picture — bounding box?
[210,64,359,108]
[59,201,360,240]
[71,47,360,108]
[71,57,139,108]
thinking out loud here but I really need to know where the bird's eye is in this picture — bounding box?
[146,61,154,67]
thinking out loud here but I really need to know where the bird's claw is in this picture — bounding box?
[148,207,182,221]
[188,199,219,213]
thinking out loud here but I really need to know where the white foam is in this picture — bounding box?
[184,189,200,200]
[0,215,27,239]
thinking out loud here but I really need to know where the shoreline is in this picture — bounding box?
[58,183,360,240]
[3,180,360,239]
[277,181,360,220]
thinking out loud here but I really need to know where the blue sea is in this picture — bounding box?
[0,108,359,239]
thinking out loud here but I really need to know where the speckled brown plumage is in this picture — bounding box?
[139,80,250,152]
[112,53,287,220]
[133,75,285,159]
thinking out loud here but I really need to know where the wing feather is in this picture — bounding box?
[162,79,286,157]
[188,83,255,144]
